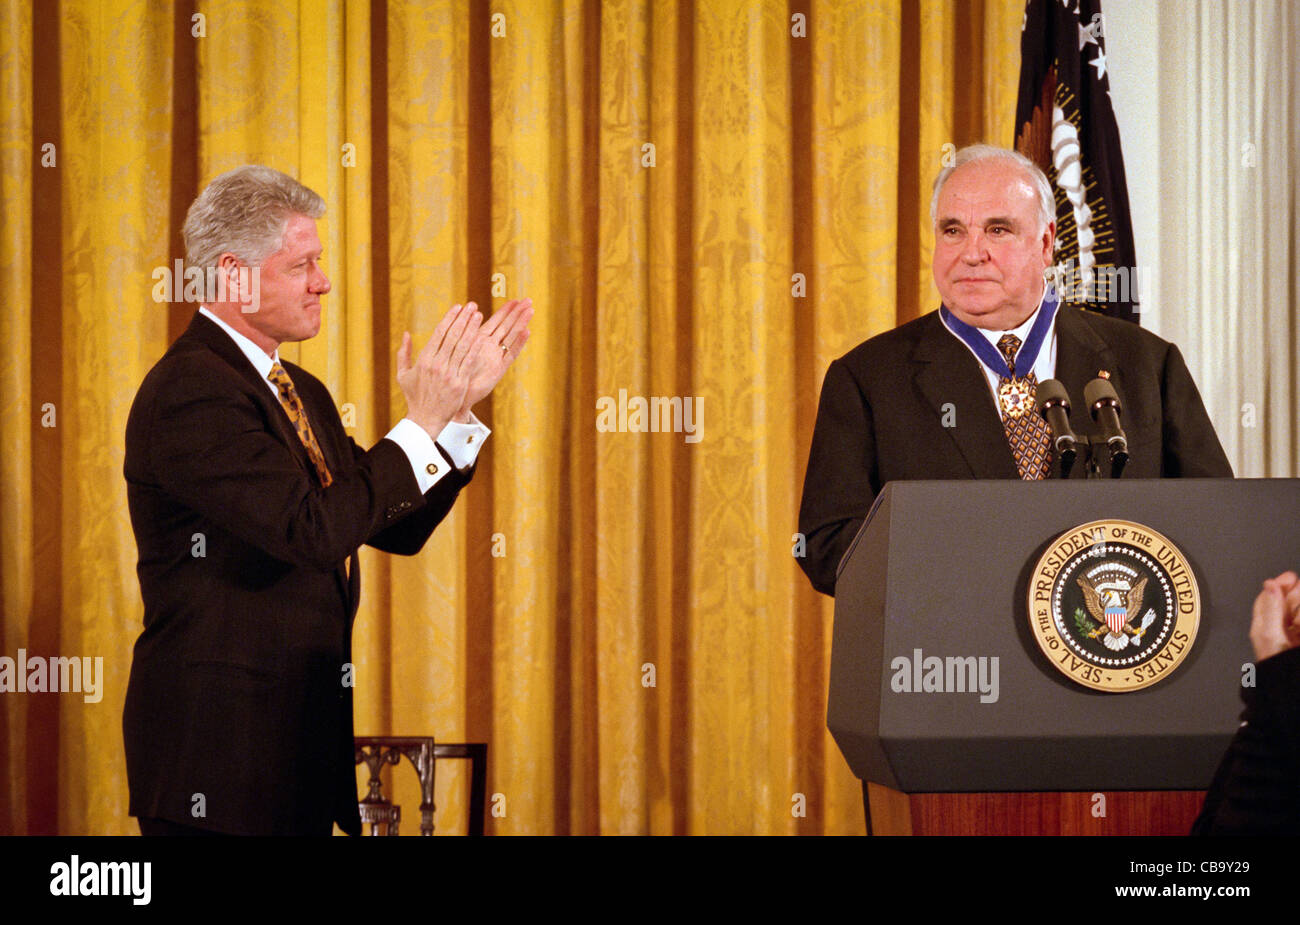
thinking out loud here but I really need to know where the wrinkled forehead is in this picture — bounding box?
[936,164,1040,225]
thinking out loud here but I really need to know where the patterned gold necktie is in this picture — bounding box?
[996,334,1051,480]
[267,362,333,487]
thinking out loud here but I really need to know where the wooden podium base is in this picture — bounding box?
[866,783,1205,835]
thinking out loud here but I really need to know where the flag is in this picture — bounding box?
[1015,0,1140,323]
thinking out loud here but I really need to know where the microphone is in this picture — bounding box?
[1083,377,1129,478]
[1036,379,1077,479]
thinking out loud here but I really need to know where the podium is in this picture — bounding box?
[828,478,1299,835]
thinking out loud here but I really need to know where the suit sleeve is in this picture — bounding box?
[1193,646,1300,834]
[358,436,472,556]
[797,358,878,597]
[144,368,429,570]
[1160,342,1234,477]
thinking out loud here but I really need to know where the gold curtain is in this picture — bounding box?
[0,0,1021,835]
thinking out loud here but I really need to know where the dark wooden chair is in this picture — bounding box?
[353,736,488,836]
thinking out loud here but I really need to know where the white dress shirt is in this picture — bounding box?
[198,307,488,491]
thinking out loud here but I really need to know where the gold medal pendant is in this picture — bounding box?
[999,377,1033,418]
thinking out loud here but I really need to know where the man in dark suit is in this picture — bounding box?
[798,145,1232,596]
[1194,570,1300,834]
[122,165,533,835]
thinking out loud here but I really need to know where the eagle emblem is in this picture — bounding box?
[1076,574,1155,650]
[1030,520,1200,693]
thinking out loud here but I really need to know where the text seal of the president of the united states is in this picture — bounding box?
[1029,519,1200,692]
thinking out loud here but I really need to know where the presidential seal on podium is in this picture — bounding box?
[1028,519,1201,692]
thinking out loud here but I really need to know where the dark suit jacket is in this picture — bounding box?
[122,312,470,835]
[797,306,1234,596]
[1193,646,1300,834]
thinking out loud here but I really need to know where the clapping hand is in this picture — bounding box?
[396,303,484,438]
[1250,570,1300,662]
[456,298,533,419]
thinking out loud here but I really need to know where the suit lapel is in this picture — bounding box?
[281,358,358,606]
[279,356,358,611]
[184,312,317,477]
[1053,307,1121,443]
[287,361,347,477]
[911,313,1020,479]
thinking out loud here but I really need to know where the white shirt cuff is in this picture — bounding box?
[386,418,450,494]
[436,413,490,471]
[385,414,490,495]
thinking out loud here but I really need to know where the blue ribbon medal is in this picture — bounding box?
[939,293,1058,418]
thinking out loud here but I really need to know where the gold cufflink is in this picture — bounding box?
[426,463,439,475]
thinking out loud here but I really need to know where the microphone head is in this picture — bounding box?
[1084,377,1122,418]
[1037,378,1071,415]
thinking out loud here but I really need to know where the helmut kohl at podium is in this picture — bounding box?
[797,144,1231,597]
[122,166,532,834]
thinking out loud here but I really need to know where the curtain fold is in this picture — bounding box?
[1156,0,1299,479]
[0,0,35,836]
[2,0,1024,836]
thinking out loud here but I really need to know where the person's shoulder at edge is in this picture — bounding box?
[125,322,274,471]
[1058,304,1180,354]
[133,319,262,398]
[832,310,943,375]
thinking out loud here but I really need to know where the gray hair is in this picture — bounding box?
[183,165,325,269]
[930,144,1055,232]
